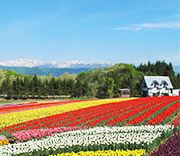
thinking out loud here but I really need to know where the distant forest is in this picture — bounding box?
[0,65,94,77]
[0,61,179,99]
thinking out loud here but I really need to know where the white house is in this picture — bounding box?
[141,76,173,97]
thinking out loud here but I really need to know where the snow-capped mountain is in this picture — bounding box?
[0,59,112,69]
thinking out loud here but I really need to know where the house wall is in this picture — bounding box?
[148,88,158,96]
[173,89,180,96]
[142,87,172,97]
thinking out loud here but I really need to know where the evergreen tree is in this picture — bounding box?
[66,79,76,97]
[42,79,49,98]
[75,72,90,97]
[2,76,13,99]
[75,78,83,97]
[23,76,30,99]
[56,79,62,96]
[61,79,68,95]
[176,73,180,89]
[32,73,39,98]
[37,78,43,98]
[14,77,21,99]
[49,76,57,97]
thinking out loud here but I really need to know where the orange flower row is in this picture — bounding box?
[0,140,9,146]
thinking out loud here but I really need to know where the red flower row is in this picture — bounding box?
[0,99,94,114]
[1,98,143,133]
[126,98,179,125]
[1,96,180,134]
[147,101,180,125]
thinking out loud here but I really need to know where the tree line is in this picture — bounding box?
[0,61,179,100]
[136,61,180,88]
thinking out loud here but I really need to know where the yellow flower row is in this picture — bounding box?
[0,98,135,128]
[0,140,9,146]
[49,149,146,156]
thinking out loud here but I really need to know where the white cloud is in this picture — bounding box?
[114,22,180,31]
[161,14,180,19]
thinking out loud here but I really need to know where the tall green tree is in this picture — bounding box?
[136,60,178,89]
[42,79,49,98]
[66,79,76,97]
[14,77,21,99]
[56,79,62,96]
[32,73,40,98]
[106,77,114,98]
[22,76,30,99]
[1,76,13,99]
[75,72,90,97]
[176,73,180,89]
[49,76,57,97]
[97,77,107,98]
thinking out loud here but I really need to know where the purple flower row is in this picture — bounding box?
[151,130,180,156]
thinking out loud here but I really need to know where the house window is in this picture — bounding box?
[151,80,159,89]
[161,81,168,88]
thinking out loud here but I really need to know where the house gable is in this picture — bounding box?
[143,76,173,89]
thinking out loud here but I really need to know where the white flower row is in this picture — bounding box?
[0,125,174,156]
[68,125,174,134]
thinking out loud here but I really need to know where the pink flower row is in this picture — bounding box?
[12,126,89,143]
[0,135,7,140]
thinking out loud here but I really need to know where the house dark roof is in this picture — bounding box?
[144,76,173,89]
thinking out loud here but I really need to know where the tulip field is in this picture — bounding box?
[0,96,180,156]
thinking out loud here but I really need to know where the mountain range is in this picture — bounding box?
[0,59,179,77]
[0,59,112,69]
[0,59,112,77]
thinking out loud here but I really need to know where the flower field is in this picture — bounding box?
[0,96,179,156]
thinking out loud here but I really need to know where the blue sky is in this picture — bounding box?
[0,0,180,66]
